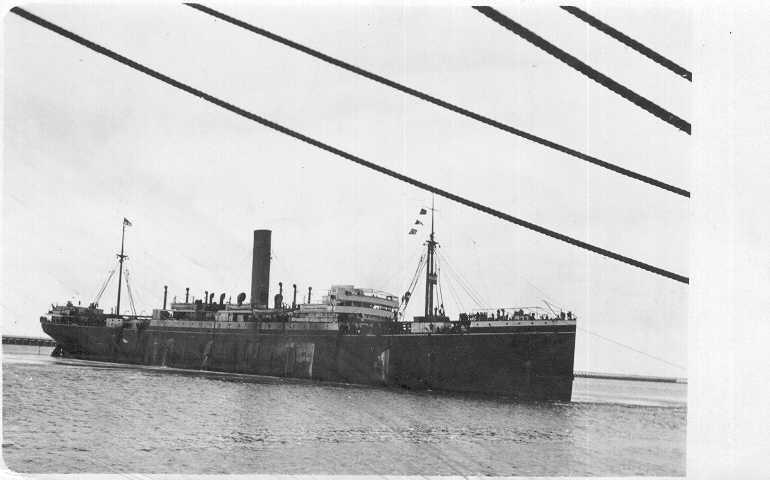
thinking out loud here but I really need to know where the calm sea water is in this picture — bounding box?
[2,344,686,476]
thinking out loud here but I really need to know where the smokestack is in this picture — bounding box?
[185,287,189,303]
[307,286,312,304]
[163,285,168,309]
[205,291,209,304]
[209,292,215,304]
[219,293,226,305]
[251,230,272,309]
[292,284,297,309]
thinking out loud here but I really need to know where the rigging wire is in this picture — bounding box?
[438,254,484,308]
[446,226,564,313]
[380,247,424,294]
[408,254,427,294]
[124,269,138,316]
[441,265,466,313]
[436,263,445,312]
[437,251,487,307]
[473,6,691,134]
[447,266,484,308]
[9,6,689,285]
[441,250,489,306]
[577,325,686,371]
[185,3,690,198]
[399,253,426,317]
[541,299,560,317]
[93,268,116,305]
[524,278,563,310]
[433,209,496,297]
[561,6,692,81]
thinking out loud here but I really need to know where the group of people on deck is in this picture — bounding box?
[458,309,574,322]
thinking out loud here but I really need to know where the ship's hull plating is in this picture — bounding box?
[42,323,575,401]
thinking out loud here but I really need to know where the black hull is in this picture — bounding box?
[42,322,575,401]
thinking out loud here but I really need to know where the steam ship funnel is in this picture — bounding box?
[163,286,168,309]
[251,230,272,309]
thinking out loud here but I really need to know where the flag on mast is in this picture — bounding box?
[123,218,132,227]
[408,228,417,235]
[414,220,423,225]
[419,208,427,215]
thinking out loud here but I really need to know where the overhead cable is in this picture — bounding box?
[185,3,689,198]
[561,6,692,81]
[473,6,691,134]
[9,7,689,285]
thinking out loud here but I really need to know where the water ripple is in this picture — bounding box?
[3,347,685,475]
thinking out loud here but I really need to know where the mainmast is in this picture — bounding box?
[424,197,438,319]
[115,218,131,316]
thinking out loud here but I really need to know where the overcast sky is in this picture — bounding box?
[2,2,691,377]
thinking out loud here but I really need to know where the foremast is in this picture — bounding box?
[424,197,438,319]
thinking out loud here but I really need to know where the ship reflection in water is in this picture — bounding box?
[3,346,685,476]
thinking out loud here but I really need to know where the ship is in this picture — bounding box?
[40,210,576,401]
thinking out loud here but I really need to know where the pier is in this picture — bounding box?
[574,370,687,384]
[2,335,56,347]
